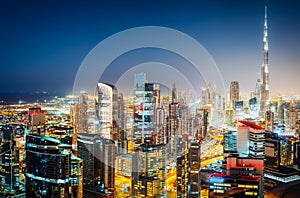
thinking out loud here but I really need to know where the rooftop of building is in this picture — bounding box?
[238,120,264,130]
[265,166,300,177]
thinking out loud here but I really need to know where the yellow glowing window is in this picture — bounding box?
[245,192,254,195]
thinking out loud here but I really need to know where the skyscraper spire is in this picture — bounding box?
[260,5,270,116]
[263,5,268,66]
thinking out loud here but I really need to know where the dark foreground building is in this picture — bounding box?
[25,134,82,198]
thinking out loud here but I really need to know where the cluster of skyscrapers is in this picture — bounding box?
[69,71,210,197]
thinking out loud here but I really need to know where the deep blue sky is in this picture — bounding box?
[1,0,300,95]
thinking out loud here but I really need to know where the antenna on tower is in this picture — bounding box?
[265,5,267,19]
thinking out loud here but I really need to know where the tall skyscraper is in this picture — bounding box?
[97,83,126,152]
[176,135,189,197]
[133,73,158,145]
[0,125,23,196]
[77,133,115,197]
[278,101,285,126]
[188,140,201,198]
[178,104,189,136]
[117,92,127,154]
[133,73,146,145]
[194,108,208,139]
[260,6,270,115]
[71,93,88,134]
[289,101,297,130]
[155,107,166,145]
[167,102,179,155]
[97,83,113,139]
[230,81,239,109]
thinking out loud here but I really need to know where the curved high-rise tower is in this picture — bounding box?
[260,5,269,115]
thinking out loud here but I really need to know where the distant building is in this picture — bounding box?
[249,97,259,118]
[289,101,297,130]
[223,131,237,155]
[178,104,189,135]
[265,110,274,132]
[27,106,46,135]
[230,81,240,109]
[201,87,210,106]
[254,77,261,107]
[225,108,234,127]
[235,101,244,118]
[277,101,285,126]
[155,107,166,145]
[195,108,209,138]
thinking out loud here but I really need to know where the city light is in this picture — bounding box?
[1,1,300,198]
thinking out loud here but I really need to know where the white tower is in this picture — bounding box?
[260,5,270,116]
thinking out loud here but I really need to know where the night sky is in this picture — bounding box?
[1,0,300,95]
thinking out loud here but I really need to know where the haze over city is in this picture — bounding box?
[1,0,300,94]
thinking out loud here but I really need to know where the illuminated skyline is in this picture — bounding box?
[1,0,300,94]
